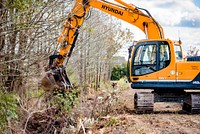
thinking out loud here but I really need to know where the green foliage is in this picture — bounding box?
[111,63,127,80]
[66,68,79,85]
[105,117,118,127]
[28,89,44,98]
[117,78,129,90]
[0,90,19,132]
[100,82,114,91]
[5,0,47,31]
[7,0,44,11]
[7,0,30,11]
[51,89,80,114]
[87,27,93,33]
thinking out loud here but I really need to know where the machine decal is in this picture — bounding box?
[158,77,166,80]
[101,5,124,16]
[193,81,200,84]
[192,73,200,84]
[191,66,199,70]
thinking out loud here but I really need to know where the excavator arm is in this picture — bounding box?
[56,0,164,67]
[41,0,165,91]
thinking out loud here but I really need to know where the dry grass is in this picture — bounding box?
[14,79,200,133]
[69,81,200,134]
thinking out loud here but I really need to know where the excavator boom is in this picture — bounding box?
[40,0,166,91]
[56,0,164,67]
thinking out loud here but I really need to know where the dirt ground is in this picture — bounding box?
[70,84,200,134]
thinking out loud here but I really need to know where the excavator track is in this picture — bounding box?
[182,93,200,114]
[134,92,154,114]
[134,91,200,114]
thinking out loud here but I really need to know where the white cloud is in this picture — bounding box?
[164,26,200,55]
[108,0,200,58]
[117,25,200,59]
[122,0,200,27]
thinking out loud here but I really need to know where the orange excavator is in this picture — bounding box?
[41,0,200,113]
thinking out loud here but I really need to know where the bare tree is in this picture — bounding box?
[67,9,132,91]
[186,46,199,57]
[0,0,73,92]
[0,0,133,94]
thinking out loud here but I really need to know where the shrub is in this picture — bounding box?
[50,89,80,114]
[0,90,19,132]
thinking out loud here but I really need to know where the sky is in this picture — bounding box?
[111,0,200,58]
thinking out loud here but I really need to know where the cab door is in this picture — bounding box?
[131,42,158,81]
[157,41,176,82]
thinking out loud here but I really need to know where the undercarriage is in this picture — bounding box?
[134,89,200,114]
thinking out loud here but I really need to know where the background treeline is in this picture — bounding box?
[0,0,132,132]
[0,0,132,93]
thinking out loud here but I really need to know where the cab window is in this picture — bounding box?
[159,44,170,69]
[174,45,182,60]
[132,41,170,76]
[133,44,157,75]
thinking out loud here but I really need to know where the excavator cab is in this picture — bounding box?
[128,40,172,84]
[131,40,171,76]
